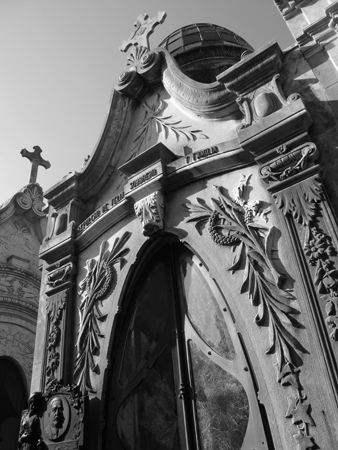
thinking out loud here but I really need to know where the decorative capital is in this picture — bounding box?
[21,145,51,184]
[260,142,319,184]
[120,11,167,52]
[134,191,164,236]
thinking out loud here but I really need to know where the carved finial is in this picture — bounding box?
[120,11,167,52]
[21,145,51,183]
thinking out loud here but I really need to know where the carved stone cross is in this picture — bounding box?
[120,11,167,52]
[21,145,51,184]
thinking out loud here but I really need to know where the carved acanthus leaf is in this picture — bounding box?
[74,232,131,393]
[273,176,322,225]
[134,191,164,236]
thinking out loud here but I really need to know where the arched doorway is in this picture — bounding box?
[105,242,271,450]
[0,357,28,450]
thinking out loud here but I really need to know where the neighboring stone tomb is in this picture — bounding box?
[0,146,49,449]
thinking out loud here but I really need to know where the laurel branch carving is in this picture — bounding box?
[184,174,315,449]
[74,232,131,393]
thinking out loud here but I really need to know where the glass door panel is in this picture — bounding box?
[117,346,181,450]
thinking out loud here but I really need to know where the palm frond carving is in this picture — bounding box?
[131,94,208,158]
[74,232,131,393]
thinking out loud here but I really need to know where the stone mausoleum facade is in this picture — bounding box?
[25,2,338,449]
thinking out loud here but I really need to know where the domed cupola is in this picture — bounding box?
[159,23,253,83]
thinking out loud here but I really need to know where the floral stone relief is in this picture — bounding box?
[0,324,35,382]
[184,174,316,449]
[0,221,40,270]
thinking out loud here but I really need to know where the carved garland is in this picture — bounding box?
[184,175,316,450]
[74,232,131,393]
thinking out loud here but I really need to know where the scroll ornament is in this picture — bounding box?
[184,174,316,449]
[74,232,131,393]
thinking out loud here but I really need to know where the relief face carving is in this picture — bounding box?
[43,395,69,442]
[39,381,85,448]
[134,191,165,236]
[74,232,131,393]
[185,174,316,449]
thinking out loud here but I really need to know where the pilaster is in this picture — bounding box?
[218,38,338,448]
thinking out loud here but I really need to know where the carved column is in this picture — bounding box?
[257,142,338,398]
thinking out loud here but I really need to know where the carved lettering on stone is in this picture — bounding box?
[74,232,131,393]
[184,174,316,448]
[134,191,165,236]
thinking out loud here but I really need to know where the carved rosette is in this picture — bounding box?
[134,191,164,236]
[184,174,316,449]
[74,232,131,393]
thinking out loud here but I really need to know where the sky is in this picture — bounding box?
[0,0,294,204]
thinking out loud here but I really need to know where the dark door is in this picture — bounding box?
[0,358,27,450]
[105,243,270,450]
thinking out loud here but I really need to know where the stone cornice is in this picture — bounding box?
[0,183,46,224]
[216,41,283,97]
[289,2,338,56]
